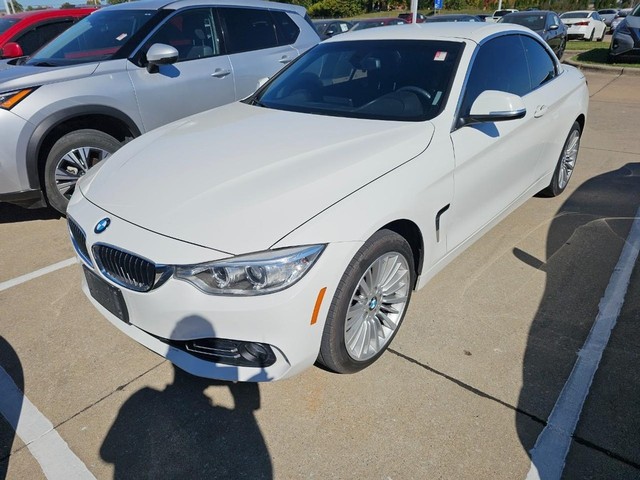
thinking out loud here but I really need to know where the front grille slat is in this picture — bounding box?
[92,244,157,292]
[67,218,92,266]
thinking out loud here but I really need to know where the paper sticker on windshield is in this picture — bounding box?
[116,33,128,42]
[434,51,447,62]
[340,24,348,32]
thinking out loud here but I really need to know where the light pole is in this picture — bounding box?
[411,0,418,23]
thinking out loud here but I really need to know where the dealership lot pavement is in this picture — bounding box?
[1,70,639,479]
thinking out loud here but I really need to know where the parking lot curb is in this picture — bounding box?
[563,51,640,76]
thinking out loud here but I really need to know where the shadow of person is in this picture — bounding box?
[0,203,60,224]
[0,337,24,480]
[100,317,272,479]
[515,163,640,473]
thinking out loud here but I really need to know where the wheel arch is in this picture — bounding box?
[26,105,142,190]
[575,113,586,134]
[378,219,424,287]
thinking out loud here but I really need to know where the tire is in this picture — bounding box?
[597,27,605,42]
[44,129,122,214]
[318,229,415,374]
[540,121,581,197]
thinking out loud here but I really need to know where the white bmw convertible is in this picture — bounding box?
[68,23,588,382]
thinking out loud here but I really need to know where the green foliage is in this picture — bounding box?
[107,0,128,4]
[308,0,366,17]
[8,0,23,13]
[60,2,76,8]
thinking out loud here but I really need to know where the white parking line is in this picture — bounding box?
[0,258,76,293]
[0,365,96,480]
[526,206,640,480]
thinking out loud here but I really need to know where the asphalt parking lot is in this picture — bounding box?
[1,69,639,479]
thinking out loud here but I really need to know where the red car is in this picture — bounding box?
[398,12,428,23]
[0,8,97,59]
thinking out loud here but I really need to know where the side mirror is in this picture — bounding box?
[145,43,178,73]
[549,24,559,30]
[1,42,23,59]
[462,90,526,126]
[256,77,269,90]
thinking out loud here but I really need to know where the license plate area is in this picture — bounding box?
[84,266,129,323]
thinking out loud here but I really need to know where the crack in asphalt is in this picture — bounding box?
[588,72,623,98]
[388,348,640,472]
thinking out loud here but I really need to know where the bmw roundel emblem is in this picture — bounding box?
[94,218,111,234]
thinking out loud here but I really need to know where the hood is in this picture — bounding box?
[81,102,434,254]
[0,62,98,90]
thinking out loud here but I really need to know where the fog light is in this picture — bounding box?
[240,342,271,363]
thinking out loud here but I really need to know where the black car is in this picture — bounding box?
[500,11,567,58]
[609,4,640,62]
[313,19,353,40]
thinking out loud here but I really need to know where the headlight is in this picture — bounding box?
[0,88,36,110]
[174,245,325,296]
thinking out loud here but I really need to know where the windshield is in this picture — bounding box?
[633,5,640,16]
[253,40,463,122]
[27,9,156,66]
[503,14,546,30]
[560,12,588,19]
[0,18,20,35]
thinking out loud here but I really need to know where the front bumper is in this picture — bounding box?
[566,25,591,39]
[68,192,362,382]
[0,109,37,198]
[609,29,640,57]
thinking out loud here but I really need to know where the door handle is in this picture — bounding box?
[211,69,231,78]
[534,105,548,118]
[278,56,292,64]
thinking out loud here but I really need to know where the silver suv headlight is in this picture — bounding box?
[174,245,325,296]
[0,88,36,110]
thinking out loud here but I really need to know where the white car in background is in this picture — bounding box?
[561,10,607,41]
[68,23,589,382]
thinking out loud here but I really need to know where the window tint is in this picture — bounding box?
[15,21,74,56]
[459,35,529,119]
[29,10,157,65]
[146,9,219,61]
[521,35,556,89]
[271,10,299,46]
[219,7,278,54]
[255,40,463,122]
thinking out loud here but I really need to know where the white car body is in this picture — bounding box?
[68,23,589,382]
[561,10,607,40]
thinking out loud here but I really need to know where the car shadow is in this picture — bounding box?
[100,317,272,479]
[0,203,60,224]
[0,337,24,480]
[515,163,640,472]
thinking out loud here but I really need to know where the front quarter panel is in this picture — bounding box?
[274,123,454,282]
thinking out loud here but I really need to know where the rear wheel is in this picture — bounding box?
[586,28,594,41]
[44,129,121,214]
[318,230,415,374]
[597,27,605,41]
[540,121,581,197]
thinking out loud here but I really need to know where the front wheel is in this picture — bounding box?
[540,121,581,197]
[44,129,122,214]
[318,230,415,374]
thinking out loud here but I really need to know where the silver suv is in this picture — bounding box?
[0,0,318,213]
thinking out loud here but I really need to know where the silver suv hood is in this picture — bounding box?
[0,62,99,90]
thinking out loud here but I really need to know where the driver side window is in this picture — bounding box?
[146,8,220,62]
[459,35,530,122]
